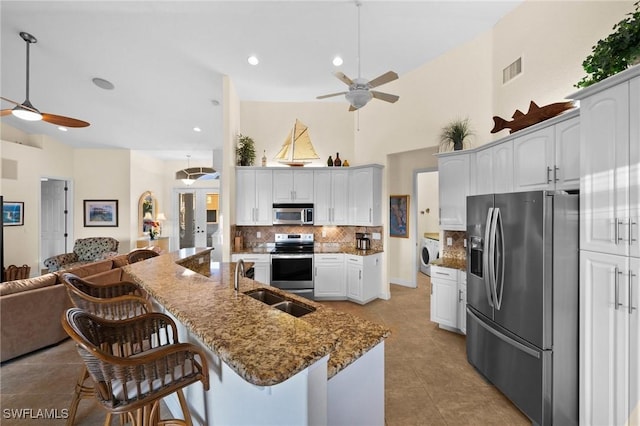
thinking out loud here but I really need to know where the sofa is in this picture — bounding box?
[0,254,132,363]
[43,237,120,272]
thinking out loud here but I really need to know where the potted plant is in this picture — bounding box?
[576,1,640,88]
[440,118,473,151]
[236,134,256,166]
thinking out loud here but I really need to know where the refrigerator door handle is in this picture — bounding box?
[483,207,495,307]
[489,207,500,310]
[494,208,505,310]
[467,308,541,359]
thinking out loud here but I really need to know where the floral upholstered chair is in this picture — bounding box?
[43,237,119,272]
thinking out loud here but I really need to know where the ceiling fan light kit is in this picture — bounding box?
[316,1,399,111]
[1,31,90,128]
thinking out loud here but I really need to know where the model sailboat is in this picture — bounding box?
[274,119,319,166]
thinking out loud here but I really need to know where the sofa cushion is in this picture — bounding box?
[55,259,114,282]
[74,237,119,261]
[0,273,58,296]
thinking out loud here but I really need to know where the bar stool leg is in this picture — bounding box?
[66,365,94,426]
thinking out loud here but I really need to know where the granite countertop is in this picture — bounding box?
[431,257,467,271]
[123,251,390,386]
[424,233,440,241]
[232,245,384,256]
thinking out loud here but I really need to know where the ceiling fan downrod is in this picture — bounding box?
[13,32,42,121]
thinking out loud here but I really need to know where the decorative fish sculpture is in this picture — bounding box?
[491,101,575,134]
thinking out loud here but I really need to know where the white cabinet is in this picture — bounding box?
[580,78,639,257]
[272,169,314,203]
[345,253,381,304]
[512,115,580,192]
[437,153,470,230]
[580,251,638,426]
[349,166,383,226]
[573,68,640,426]
[474,142,513,195]
[457,272,467,335]
[236,168,273,226]
[231,253,271,285]
[430,265,458,330]
[314,169,349,226]
[314,254,346,300]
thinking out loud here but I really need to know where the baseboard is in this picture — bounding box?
[390,278,416,288]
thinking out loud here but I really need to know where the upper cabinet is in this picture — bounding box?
[474,141,513,195]
[512,114,580,192]
[236,168,273,226]
[349,165,383,226]
[438,153,470,231]
[314,169,349,226]
[272,169,314,203]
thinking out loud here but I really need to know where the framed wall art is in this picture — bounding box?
[3,201,24,226]
[84,199,118,227]
[389,195,409,238]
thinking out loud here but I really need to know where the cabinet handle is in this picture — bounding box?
[630,219,637,243]
[615,267,623,310]
[615,218,620,244]
[359,270,362,280]
[554,166,560,183]
[315,267,317,277]
[458,289,463,302]
[546,166,553,184]
[631,270,637,314]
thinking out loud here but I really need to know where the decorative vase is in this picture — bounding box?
[334,153,341,167]
[327,156,333,166]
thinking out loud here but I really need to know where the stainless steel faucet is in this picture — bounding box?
[234,259,245,292]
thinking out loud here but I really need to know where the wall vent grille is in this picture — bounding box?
[503,57,522,83]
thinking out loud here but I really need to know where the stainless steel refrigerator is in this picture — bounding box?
[466,190,578,425]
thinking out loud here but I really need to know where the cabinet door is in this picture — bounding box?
[292,170,314,202]
[236,170,257,225]
[438,154,470,231]
[431,276,457,328]
[513,126,554,192]
[272,170,294,203]
[361,254,381,303]
[581,83,630,256]
[254,169,273,225]
[474,148,493,195]
[580,251,630,426]
[630,257,640,426]
[313,170,332,225]
[630,77,640,259]
[346,257,363,300]
[555,116,581,191]
[458,272,467,334]
[331,169,350,225]
[231,254,271,285]
[350,168,374,226]
[493,141,514,194]
[314,255,345,298]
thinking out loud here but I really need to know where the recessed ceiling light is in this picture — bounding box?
[333,56,343,66]
[193,127,201,132]
[92,77,114,90]
[247,55,259,66]
[58,126,68,131]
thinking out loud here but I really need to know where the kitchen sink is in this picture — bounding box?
[272,301,315,318]
[244,288,315,317]
[245,289,286,305]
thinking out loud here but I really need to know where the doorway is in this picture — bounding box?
[40,179,72,266]
[173,188,220,261]
[413,169,439,276]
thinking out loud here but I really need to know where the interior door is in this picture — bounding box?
[175,188,217,249]
[41,179,70,262]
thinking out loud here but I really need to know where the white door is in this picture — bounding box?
[175,188,214,250]
[41,179,71,262]
[513,126,554,192]
[555,116,581,191]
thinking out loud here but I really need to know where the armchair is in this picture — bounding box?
[43,237,119,272]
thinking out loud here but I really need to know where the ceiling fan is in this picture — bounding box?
[316,1,399,111]
[0,32,90,128]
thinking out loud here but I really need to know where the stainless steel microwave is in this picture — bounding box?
[272,203,313,225]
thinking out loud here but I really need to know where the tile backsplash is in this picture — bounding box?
[441,230,467,260]
[231,225,384,251]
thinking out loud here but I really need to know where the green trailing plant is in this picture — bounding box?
[576,1,640,88]
[236,134,256,166]
[440,118,473,151]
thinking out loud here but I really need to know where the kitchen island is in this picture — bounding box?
[123,248,390,425]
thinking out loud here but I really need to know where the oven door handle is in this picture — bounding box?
[271,254,314,260]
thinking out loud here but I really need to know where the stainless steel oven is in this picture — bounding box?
[270,234,314,300]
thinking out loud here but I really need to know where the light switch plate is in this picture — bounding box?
[257,231,261,238]
[322,230,327,237]
[447,237,453,246]
[372,232,381,240]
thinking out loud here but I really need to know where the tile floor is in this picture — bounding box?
[0,272,529,425]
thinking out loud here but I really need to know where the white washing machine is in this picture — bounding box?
[419,238,440,276]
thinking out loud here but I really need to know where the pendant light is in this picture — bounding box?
[175,155,217,186]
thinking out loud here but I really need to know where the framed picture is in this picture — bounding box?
[389,195,409,238]
[84,199,118,227]
[3,201,24,226]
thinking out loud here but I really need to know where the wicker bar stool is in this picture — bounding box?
[62,308,209,426]
[128,249,160,264]
[62,273,152,425]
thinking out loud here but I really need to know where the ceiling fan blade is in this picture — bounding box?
[1,96,21,107]
[42,113,90,128]
[334,72,353,86]
[368,71,398,88]
[371,91,399,103]
[348,104,358,112]
[316,91,347,100]
[1,109,13,117]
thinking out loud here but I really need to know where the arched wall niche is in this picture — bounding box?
[138,191,157,236]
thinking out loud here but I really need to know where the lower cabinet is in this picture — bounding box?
[231,253,270,285]
[430,264,466,334]
[345,253,382,304]
[314,254,346,300]
[580,250,639,426]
